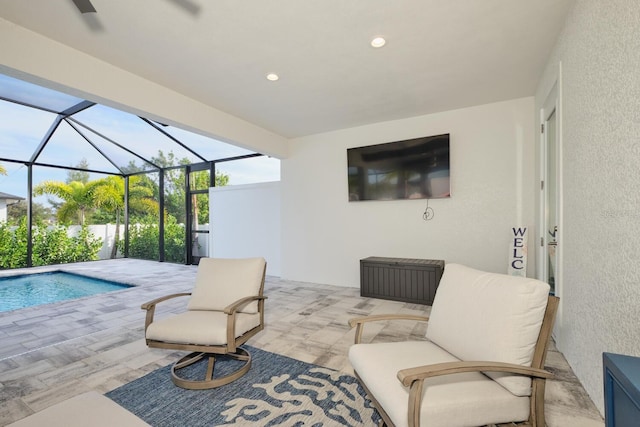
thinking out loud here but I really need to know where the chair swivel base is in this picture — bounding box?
[170,347,251,390]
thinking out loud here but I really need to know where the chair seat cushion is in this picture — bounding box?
[425,263,550,396]
[349,340,529,427]
[145,311,261,345]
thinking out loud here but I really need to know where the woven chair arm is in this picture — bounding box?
[398,360,553,387]
[140,292,191,310]
[348,314,429,328]
[141,292,191,332]
[396,361,552,427]
[224,295,267,314]
[348,314,430,344]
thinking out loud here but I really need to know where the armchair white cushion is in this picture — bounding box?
[348,263,557,427]
[187,257,266,313]
[145,311,262,345]
[425,263,550,396]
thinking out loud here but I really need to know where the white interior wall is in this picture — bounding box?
[210,182,281,276]
[535,0,640,414]
[281,97,536,287]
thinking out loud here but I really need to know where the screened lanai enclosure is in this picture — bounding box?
[0,73,279,269]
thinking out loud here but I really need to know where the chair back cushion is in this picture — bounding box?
[425,263,550,396]
[187,257,266,313]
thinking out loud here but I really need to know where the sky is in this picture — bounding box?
[0,74,280,204]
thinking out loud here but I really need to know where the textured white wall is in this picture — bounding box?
[535,0,640,414]
[210,182,281,276]
[281,98,536,287]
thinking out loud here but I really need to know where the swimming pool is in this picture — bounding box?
[0,271,134,313]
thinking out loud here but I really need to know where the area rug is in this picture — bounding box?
[106,346,381,426]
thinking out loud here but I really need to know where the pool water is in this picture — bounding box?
[0,271,134,313]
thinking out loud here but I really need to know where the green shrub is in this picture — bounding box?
[125,215,185,264]
[0,219,101,269]
[0,221,27,268]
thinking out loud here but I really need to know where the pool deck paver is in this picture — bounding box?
[0,258,604,426]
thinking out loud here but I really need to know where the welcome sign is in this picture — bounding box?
[508,226,528,276]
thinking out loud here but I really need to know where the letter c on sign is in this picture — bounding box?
[511,259,524,269]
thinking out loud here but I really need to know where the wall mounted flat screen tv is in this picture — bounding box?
[347,134,450,202]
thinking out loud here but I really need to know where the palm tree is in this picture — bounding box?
[92,175,157,258]
[33,180,103,225]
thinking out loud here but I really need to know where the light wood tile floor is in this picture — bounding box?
[0,259,604,426]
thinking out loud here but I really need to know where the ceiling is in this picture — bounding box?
[0,0,575,139]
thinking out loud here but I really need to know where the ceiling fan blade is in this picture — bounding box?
[166,0,201,16]
[72,0,97,14]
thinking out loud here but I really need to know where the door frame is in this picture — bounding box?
[538,66,564,332]
[186,162,213,265]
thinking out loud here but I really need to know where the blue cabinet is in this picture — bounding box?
[603,352,640,426]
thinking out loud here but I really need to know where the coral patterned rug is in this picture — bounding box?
[106,345,380,426]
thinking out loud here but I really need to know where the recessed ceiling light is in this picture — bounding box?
[266,73,279,81]
[370,37,386,48]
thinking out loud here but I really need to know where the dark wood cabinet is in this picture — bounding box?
[360,257,444,305]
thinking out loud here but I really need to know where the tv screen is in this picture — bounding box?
[347,134,450,202]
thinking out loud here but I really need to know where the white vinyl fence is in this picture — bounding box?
[66,223,209,260]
